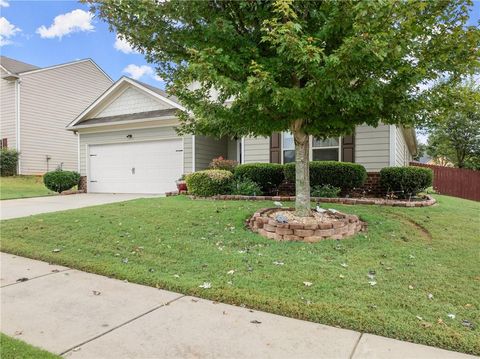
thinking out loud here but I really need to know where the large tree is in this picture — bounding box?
[424,84,480,168]
[89,0,479,216]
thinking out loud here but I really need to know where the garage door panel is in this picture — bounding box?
[89,139,183,194]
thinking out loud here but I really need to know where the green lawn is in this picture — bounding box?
[0,176,54,200]
[0,334,59,359]
[0,195,478,355]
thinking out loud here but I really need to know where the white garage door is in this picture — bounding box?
[88,139,183,194]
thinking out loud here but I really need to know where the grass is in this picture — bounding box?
[0,195,478,355]
[0,176,54,200]
[0,334,59,359]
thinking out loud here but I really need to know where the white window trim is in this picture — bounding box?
[280,132,341,164]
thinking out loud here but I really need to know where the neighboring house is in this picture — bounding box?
[0,56,113,174]
[68,76,417,194]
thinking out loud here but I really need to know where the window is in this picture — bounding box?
[312,137,340,161]
[282,132,295,163]
[0,138,7,149]
[281,133,341,163]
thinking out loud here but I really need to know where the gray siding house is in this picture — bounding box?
[0,56,113,174]
[68,76,416,194]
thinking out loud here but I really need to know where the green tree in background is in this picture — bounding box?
[425,84,480,169]
[89,0,479,215]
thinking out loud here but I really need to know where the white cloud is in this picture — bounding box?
[122,64,164,82]
[114,34,138,54]
[36,9,94,39]
[0,0,10,7]
[0,17,20,46]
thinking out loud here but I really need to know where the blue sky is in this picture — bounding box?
[1,0,479,105]
[0,0,164,87]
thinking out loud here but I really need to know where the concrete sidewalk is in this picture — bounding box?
[0,193,160,220]
[0,253,476,359]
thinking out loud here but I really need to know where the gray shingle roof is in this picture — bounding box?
[77,109,179,126]
[0,56,39,75]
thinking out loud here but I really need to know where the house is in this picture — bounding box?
[67,76,417,194]
[0,56,113,174]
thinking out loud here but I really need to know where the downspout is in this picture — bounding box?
[77,132,81,173]
[15,79,21,174]
[192,135,196,172]
[389,125,396,166]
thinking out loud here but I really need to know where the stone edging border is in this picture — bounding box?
[168,193,437,207]
[247,207,366,242]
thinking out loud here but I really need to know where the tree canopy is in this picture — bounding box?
[89,0,480,214]
[424,83,480,169]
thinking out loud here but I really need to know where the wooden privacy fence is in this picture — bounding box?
[410,162,480,201]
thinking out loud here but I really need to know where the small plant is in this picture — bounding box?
[43,170,81,193]
[176,174,187,192]
[234,163,284,193]
[185,169,234,196]
[209,156,238,172]
[230,178,263,196]
[0,148,19,176]
[311,184,341,198]
[380,166,433,199]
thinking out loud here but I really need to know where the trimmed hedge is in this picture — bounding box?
[380,166,433,198]
[284,161,367,191]
[234,163,284,192]
[186,169,233,196]
[0,148,19,176]
[43,170,81,193]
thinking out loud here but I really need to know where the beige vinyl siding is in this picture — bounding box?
[95,87,173,118]
[355,124,390,172]
[395,126,412,166]
[227,138,237,161]
[0,69,17,149]
[19,61,112,174]
[183,134,193,174]
[78,126,179,176]
[243,136,270,163]
[194,135,228,171]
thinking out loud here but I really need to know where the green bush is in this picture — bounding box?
[209,156,238,172]
[284,161,367,192]
[230,178,263,196]
[311,184,341,198]
[43,170,81,193]
[380,166,433,198]
[185,169,233,196]
[234,163,284,192]
[0,148,19,176]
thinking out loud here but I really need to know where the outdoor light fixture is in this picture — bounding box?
[126,134,133,139]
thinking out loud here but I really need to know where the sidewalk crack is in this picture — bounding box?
[349,332,363,359]
[60,294,185,356]
[1,268,72,288]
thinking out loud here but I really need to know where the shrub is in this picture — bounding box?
[284,161,367,192]
[185,169,234,196]
[380,166,433,198]
[209,156,238,172]
[311,184,341,198]
[234,163,284,192]
[0,148,19,176]
[230,178,263,196]
[43,170,81,193]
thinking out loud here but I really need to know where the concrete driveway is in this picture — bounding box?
[0,193,160,220]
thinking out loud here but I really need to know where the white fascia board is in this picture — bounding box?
[67,76,186,129]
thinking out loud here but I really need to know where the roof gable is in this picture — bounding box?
[68,77,185,129]
[0,56,39,75]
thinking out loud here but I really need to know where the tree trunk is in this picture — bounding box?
[293,125,311,217]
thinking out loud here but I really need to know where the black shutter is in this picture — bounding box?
[341,134,355,162]
[270,133,281,163]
